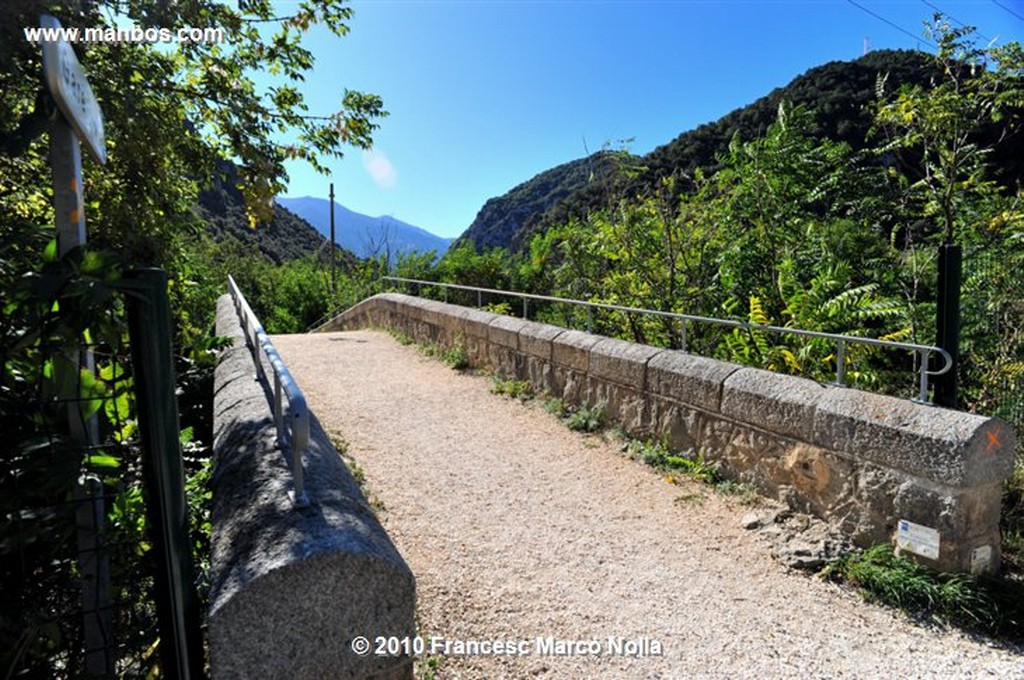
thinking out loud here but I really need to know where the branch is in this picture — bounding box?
[1,90,54,158]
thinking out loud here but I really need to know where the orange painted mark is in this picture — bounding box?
[71,208,80,223]
[70,178,77,192]
[986,428,1002,451]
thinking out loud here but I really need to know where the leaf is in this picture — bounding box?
[86,454,121,469]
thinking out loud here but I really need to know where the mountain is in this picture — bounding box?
[197,161,346,265]
[459,49,1023,252]
[457,152,620,251]
[276,197,452,259]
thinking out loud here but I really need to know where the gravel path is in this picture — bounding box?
[273,330,1023,679]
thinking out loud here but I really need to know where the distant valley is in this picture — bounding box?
[277,196,452,260]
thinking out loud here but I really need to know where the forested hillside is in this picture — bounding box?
[458,151,620,250]
[198,161,346,264]
[464,49,1024,251]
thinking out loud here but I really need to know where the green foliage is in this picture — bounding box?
[3,0,386,230]
[491,375,534,401]
[442,337,470,370]
[823,545,1024,639]
[2,1,385,671]
[417,335,470,370]
[1003,458,1024,573]
[540,396,604,432]
[873,15,1024,243]
[347,460,366,487]
[481,302,513,316]
[484,50,972,249]
[543,397,568,417]
[628,439,722,484]
[389,329,415,346]
[564,400,606,433]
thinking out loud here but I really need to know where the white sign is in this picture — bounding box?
[39,15,106,164]
[970,545,992,574]
[895,519,941,560]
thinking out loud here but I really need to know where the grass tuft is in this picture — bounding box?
[822,544,1024,639]
[564,400,606,432]
[491,375,535,401]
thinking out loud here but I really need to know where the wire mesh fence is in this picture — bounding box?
[962,243,1023,449]
[1,270,205,677]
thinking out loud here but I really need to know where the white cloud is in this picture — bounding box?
[362,149,397,189]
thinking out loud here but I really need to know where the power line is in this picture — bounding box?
[845,0,937,49]
[920,0,993,43]
[990,0,1024,23]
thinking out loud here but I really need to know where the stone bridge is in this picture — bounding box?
[208,292,1018,678]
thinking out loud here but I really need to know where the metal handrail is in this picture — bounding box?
[228,275,310,507]
[380,275,952,404]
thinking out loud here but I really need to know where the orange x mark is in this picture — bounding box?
[986,428,1003,452]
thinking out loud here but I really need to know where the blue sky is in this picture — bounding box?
[273,0,1024,238]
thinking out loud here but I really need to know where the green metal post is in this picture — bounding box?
[934,244,962,408]
[124,268,204,679]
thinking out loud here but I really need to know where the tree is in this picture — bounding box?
[874,13,1023,244]
[1,0,387,256]
[0,2,386,673]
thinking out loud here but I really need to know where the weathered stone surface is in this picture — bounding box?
[418,299,450,330]
[551,330,601,372]
[812,389,1015,487]
[778,444,857,520]
[519,321,564,362]
[585,380,648,435]
[488,315,527,350]
[721,368,825,441]
[456,307,499,340]
[211,296,415,679]
[488,343,522,378]
[318,293,398,332]
[891,481,1004,573]
[589,338,662,391]
[525,356,556,394]
[647,351,741,414]
[648,397,707,453]
[554,366,588,406]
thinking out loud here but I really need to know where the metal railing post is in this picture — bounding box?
[679,318,687,353]
[522,297,528,319]
[274,372,283,443]
[290,407,309,507]
[834,339,846,386]
[917,349,932,404]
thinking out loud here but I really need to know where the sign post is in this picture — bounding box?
[40,14,112,677]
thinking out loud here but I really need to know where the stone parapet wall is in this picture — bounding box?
[211,295,414,679]
[327,293,1015,574]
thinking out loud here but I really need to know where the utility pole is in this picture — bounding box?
[329,182,336,295]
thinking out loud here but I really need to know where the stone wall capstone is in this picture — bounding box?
[211,295,415,679]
